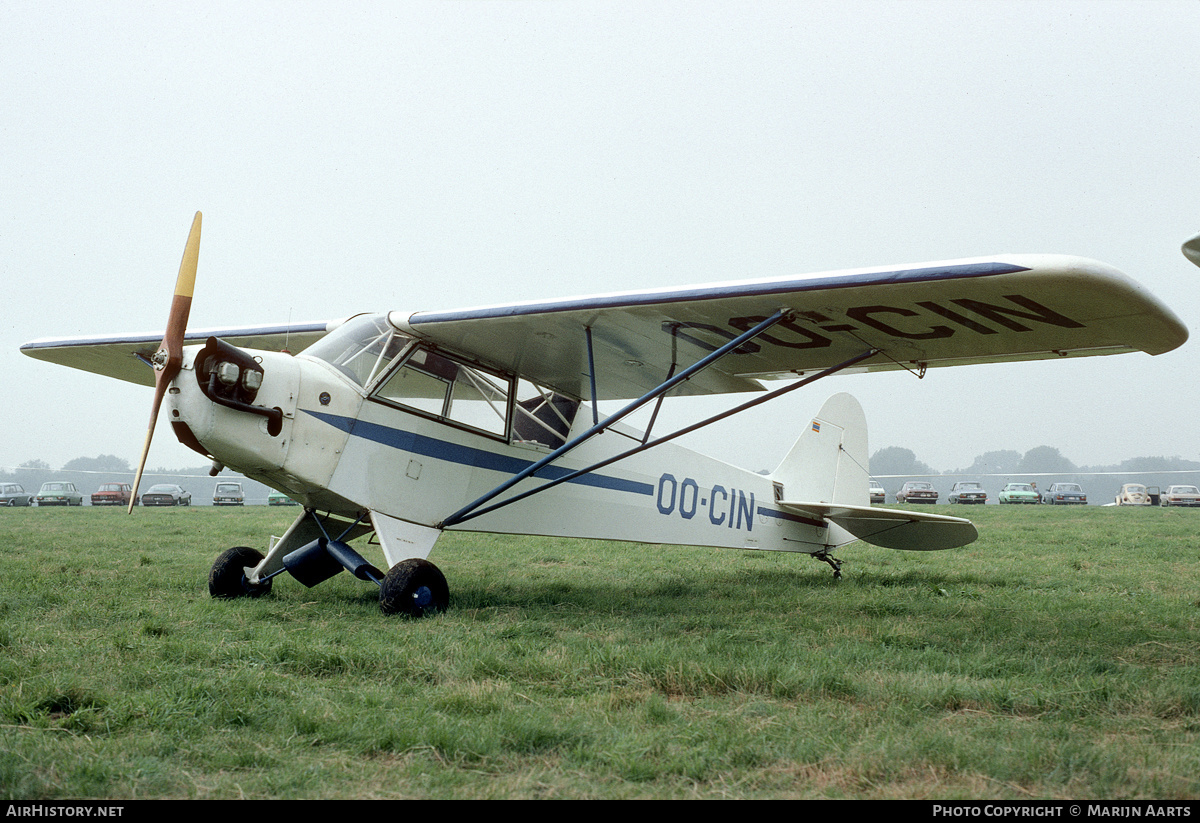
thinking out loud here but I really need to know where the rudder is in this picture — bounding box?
[771,392,869,507]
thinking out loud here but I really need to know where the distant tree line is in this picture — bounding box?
[870,445,1200,503]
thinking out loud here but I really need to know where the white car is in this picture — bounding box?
[1160,485,1200,507]
[1115,483,1152,506]
[869,480,886,504]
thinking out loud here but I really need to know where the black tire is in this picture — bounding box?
[209,546,272,599]
[379,558,449,617]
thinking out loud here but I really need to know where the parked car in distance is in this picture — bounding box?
[1160,485,1200,507]
[34,481,83,506]
[869,480,886,505]
[948,481,987,504]
[0,483,32,507]
[91,483,135,507]
[142,484,192,507]
[998,482,1041,504]
[213,481,245,506]
[1042,482,1087,505]
[268,490,298,506]
[1115,483,1152,506]
[896,481,938,504]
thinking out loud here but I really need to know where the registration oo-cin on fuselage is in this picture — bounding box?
[20,213,1191,616]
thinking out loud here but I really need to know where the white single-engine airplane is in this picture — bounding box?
[21,214,1189,615]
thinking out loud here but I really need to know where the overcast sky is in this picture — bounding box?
[3,0,1198,478]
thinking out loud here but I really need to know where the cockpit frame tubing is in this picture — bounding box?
[438,309,791,528]
[441,346,878,527]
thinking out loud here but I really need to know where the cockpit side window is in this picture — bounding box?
[372,347,514,437]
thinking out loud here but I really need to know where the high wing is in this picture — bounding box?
[392,253,1186,400]
[21,321,335,387]
[22,254,1186,398]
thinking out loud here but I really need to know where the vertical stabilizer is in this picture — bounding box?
[772,393,869,507]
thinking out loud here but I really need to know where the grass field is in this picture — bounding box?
[1,504,1197,799]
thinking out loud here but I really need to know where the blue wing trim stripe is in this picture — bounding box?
[408,262,1031,324]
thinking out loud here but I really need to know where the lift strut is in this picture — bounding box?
[442,346,877,527]
[439,309,794,528]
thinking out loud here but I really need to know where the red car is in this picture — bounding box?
[895,481,938,504]
[91,483,135,506]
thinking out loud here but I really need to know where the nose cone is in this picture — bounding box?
[169,346,300,472]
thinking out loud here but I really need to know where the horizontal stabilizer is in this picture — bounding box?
[778,501,978,551]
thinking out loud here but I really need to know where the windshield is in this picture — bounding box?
[908,482,932,489]
[1172,486,1199,494]
[216,484,240,493]
[1007,484,1033,491]
[1059,484,1082,492]
[303,314,412,387]
[959,483,981,489]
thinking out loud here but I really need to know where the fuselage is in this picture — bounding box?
[166,314,837,556]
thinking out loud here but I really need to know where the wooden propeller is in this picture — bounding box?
[128,212,202,513]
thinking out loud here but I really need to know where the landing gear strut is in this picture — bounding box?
[813,550,844,580]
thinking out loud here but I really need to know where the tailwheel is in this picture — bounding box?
[813,550,844,580]
[379,558,449,617]
[209,546,273,599]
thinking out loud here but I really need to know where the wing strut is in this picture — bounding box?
[585,325,599,425]
[440,346,878,528]
[438,309,794,528]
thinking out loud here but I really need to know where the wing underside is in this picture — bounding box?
[21,322,332,387]
[393,254,1187,401]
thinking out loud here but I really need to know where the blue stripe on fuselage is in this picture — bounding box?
[303,409,655,496]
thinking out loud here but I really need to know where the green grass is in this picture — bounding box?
[1,505,1198,798]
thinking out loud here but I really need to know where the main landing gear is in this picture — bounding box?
[209,546,274,598]
[379,558,450,618]
[208,534,449,617]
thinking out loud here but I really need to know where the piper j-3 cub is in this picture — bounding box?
[21,213,1188,615]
